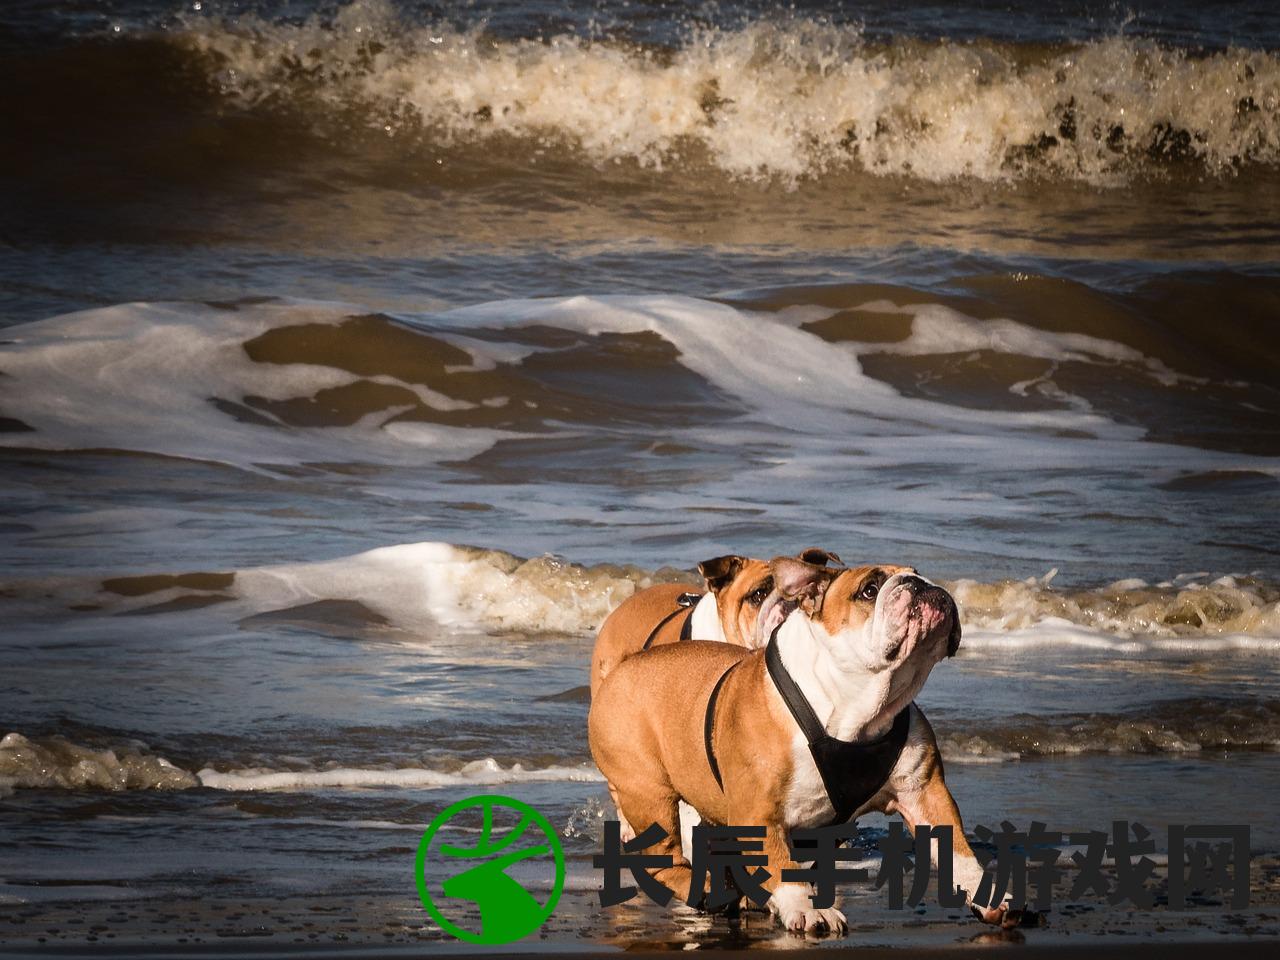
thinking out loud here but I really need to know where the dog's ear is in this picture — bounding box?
[797,547,842,567]
[697,554,747,594]
[770,556,837,616]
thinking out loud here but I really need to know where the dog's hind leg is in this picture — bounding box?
[613,782,699,905]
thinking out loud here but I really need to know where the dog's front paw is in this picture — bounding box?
[769,883,847,936]
[786,905,848,935]
[970,900,1023,929]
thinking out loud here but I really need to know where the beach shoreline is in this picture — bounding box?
[3,854,1278,957]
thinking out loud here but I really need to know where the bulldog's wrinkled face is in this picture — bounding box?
[818,566,961,673]
[771,557,962,677]
[698,555,774,648]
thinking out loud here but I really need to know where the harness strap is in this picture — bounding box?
[639,592,702,651]
[703,659,740,790]
[763,628,827,743]
[764,628,912,824]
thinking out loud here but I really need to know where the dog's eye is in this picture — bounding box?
[746,578,773,605]
[857,577,882,602]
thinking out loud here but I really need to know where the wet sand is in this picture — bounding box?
[3,854,1278,957]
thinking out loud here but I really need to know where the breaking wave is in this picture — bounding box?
[0,732,198,796]
[6,542,1279,640]
[169,1,1280,184]
[952,569,1280,639]
[230,542,691,635]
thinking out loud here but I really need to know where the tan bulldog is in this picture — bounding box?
[589,555,1013,934]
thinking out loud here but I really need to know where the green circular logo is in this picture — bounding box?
[415,794,565,944]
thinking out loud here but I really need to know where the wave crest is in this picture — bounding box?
[953,569,1280,638]
[9,542,1277,641]
[178,0,1280,183]
[0,732,198,795]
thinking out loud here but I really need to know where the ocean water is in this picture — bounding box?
[1,0,1279,950]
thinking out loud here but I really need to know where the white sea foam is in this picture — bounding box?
[2,293,1187,476]
[177,1,1280,184]
[232,541,674,634]
[0,300,517,469]
[952,570,1280,640]
[195,757,603,792]
[0,730,603,796]
[0,542,680,638]
[3,295,1276,644]
[845,300,1192,387]
[960,623,1280,654]
[436,294,1139,440]
[239,543,1280,640]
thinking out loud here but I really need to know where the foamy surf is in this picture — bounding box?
[5,289,1275,502]
[195,758,605,792]
[172,1,1280,185]
[0,731,602,797]
[0,732,198,797]
[5,694,1277,799]
[237,542,687,634]
[951,570,1280,640]
[0,543,681,635]
[0,299,522,470]
[1,293,1160,470]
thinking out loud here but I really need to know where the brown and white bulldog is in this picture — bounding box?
[589,548,840,698]
[589,555,1012,934]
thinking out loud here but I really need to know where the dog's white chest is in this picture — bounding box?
[783,734,837,828]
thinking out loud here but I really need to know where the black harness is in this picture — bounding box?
[639,592,701,651]
[704,631,912,826]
